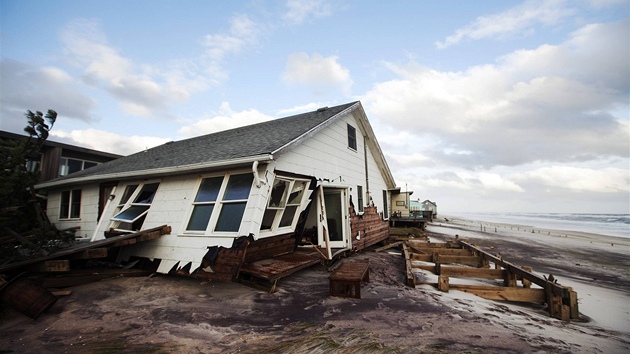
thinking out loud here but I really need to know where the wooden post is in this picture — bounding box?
[434,253,441,275]
[438,275,449,292]
[521,266,532,288]
[504,271,517,287]
[567,287,579,320]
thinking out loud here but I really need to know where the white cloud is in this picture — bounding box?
[51,129,170,156]
[60,18,212,118]
[283,0,332,24]
[282,52,353,95]
[514,166,630,193]
[364,21,629,169]
[0,59,96,131]
[203,14,262,61]
[178,102,274,138]
[436,0,575,48]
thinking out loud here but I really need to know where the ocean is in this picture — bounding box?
[445,212,630,239]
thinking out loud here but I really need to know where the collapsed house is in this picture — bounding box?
[34,101,396,282]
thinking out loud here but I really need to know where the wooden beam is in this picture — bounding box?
[402,244,415,287]
[34,260,70,272]
[67,248,108,260]
[410,248,471,256]
[440,266,506,279]
[411,264,436,272]
[374,241,403,252]
[411,253,432,262]
[435,255,483,267]
[449,284,546,303]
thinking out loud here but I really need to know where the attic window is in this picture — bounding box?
[347,124,357,151]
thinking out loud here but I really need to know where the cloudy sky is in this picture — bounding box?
[1,0,628,214]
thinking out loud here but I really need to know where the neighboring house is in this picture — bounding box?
[390,188,413,218]
[34,101,397,281]
[0,130,122,183]
[421,200,438,218]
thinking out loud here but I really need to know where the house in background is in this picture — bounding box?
[34,101,397,281]
[0,130,122,183]
[390,188,413,218]
[421,199,438,219]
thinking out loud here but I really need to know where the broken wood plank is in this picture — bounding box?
[434,255,483,267]
[0,225,171,273]
[437,275,449,292]
[374,241,403,252]
[411,253,432,262]
[34,260,70,272]
[411,263,436,272]
[67,248,108,260]
[440,266,506,279]
[402,244,415,287]
[449,284,546,303]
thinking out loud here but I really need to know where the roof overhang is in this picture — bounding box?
[35,154,274,190]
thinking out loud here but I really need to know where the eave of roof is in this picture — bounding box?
[36,154,274,189]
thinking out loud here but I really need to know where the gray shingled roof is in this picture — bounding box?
[37,102,358,187]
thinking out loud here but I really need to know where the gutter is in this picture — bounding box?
[35,154,274,190]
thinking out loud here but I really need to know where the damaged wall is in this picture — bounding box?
[350,205,390,252]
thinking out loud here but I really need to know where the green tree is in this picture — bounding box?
[0,110,75,264]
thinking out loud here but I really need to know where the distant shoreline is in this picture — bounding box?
[440,213,630,242]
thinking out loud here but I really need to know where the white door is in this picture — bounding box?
[318,187,349,249]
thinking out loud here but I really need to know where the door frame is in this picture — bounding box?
[316,185,350,258]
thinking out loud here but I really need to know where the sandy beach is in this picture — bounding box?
[1,217,628,353]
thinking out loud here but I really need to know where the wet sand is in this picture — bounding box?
[1,218,628,353]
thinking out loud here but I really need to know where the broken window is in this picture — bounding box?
[185,173,254,234]
[261,178,309,232]
[357,185,364,212]
[60,189,81,219]
[110,182,159,231]
[347,124,357,151]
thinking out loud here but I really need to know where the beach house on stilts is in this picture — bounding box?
[34,101,396,286]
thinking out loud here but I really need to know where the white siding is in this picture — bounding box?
[48,184,100,240]
[275,112,389,216]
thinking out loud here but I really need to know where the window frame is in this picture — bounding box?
[183,172,254,236]
[59,189,82,220]
[260,177,310,235]
[109,181,159,231]
[357,185,364,213]
[347,124,357,151]
[59,157,99,176]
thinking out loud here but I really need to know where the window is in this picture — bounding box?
[382,190,389,219]
[110,182,159,230]
[185,173,254,234]
[60,189,81,219]
[357,185,364,212]
[347,124,357,150]
[260,177,309,232]
[59,157,99,176]
[215,174,253,232]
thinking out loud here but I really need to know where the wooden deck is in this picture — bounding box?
[237,247,324,292]
[403,238,580,321]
